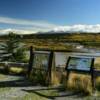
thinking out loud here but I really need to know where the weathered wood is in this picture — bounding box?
[27,47,100,87]
[65,57,71,88]
[66,71,70,88]
[90,58,96,93]
[65,56,97,93]
[27,46,34,77]
[35,48,71,52]
[0,62,28,67]
[33,51,50,54]
[94,70,100,76]
[35,49,100,57]
[47,51,54,85]
[0,62,28,74]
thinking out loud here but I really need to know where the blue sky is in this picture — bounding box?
[0,0,100,34]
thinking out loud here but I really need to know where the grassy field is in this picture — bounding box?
[1,33,100,50]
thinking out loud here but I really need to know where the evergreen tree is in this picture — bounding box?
[0,32,26,62]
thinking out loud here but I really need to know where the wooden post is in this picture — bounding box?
[66,71,70,89]
[27,46,34,77]
[4,62,9,74]
[90,58,96,94]
[65,57,71,88]
[47,51,54,85]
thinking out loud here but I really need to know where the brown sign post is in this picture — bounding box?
[27,46,34,77]
[46,51,54,85]
[28,47,55,85]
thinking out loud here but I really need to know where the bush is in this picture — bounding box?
[30,69,47,85]
[0,32,27,62]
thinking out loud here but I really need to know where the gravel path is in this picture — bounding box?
[0,74,99,100]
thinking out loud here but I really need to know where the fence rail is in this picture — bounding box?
[0,62,28,68]
[94,70,100,76]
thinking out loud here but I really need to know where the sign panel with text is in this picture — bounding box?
[66,56,94,71]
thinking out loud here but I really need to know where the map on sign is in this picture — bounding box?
[67,56,93,71]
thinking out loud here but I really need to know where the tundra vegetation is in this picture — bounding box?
[0,32,100,99]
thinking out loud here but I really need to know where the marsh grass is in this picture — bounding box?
[67,73,92,94]
[96,77,100,91]
[51,72,100,95]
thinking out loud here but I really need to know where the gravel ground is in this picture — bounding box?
[0,74,99,100]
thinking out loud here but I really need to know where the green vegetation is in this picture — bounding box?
[0,32,100,98]
[0,32,26,62]
[30,53,49,85]
[30,69,47,85]
[1,32,100,50]
[21,33,100,49]
[9,67,25,74]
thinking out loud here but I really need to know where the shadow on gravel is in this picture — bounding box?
[0,79,34,88]
[0,67,34,88]
[22,88,82,100]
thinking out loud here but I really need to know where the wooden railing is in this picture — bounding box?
[0,62,28,68]
[27,46,100,86]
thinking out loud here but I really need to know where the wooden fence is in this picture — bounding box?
[0,62,28,68]
[0,46,100,88]
[0,62,28,74]
[27,46,100,86]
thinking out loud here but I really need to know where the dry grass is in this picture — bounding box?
[9,67,26,75]
[67,73,92,94]
[51,72,100,95]
[96,77,100,91]
[10,67,24,73]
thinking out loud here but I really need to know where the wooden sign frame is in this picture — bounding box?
[65,56,95,93]
[28,46,54,85]
[65,56,94,73]
[28,47,97,91]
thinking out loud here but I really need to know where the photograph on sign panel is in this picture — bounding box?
[67,57,92,71]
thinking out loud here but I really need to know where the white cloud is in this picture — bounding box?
[1,24,100,35]
[0,28,38,34]
[0,16,58,29]
[54,24,100,33]
[0,16,59,34]
[1,16,100,34]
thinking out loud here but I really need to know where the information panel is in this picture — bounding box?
[67,56,93,71]
[33,53,50,70]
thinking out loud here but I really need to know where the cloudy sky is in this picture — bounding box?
[0,0,100,34]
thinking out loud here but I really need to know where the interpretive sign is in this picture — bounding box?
[66,56,94,72]
[33,52,50,70]
[65,56,96,93]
